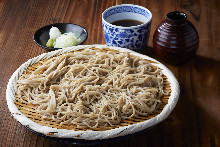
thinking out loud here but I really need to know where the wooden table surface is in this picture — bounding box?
[0,0,220,146]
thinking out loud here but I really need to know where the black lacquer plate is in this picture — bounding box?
[33,23,88,51]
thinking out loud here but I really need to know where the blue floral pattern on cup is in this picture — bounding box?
[103,22,151,52]
[102,4,152,52]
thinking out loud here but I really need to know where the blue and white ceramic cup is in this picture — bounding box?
[102,4,152,52]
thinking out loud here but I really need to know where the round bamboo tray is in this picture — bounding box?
[6,45,180,140]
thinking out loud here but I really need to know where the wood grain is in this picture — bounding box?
[0,0,220,146]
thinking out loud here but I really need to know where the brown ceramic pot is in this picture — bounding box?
[153,11,199,65]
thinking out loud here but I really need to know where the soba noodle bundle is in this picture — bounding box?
[17,48,166,129]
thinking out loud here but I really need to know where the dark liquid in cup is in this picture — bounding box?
[111,19,143,27]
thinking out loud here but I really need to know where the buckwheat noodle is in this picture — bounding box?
[17,48,167,129]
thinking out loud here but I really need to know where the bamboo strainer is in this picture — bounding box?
[6,45,179,140]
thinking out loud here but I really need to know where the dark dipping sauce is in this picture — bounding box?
[111,19,144,27]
